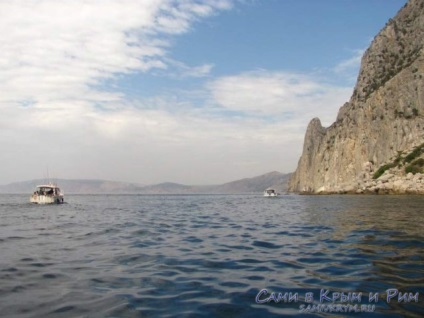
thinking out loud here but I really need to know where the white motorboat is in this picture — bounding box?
[263,188,278,197]
[30,184,64,204]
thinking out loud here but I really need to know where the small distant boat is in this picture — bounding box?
[263,188,279,197]
[30,184,64,204]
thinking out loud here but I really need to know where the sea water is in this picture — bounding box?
[0,194,423,317]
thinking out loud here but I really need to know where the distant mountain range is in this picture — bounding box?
[0,171,291,194]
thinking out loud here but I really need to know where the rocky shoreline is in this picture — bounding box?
[313,172,424,195]
[356,171,424,195]
[312,163,424,195]
[298,141,424,195]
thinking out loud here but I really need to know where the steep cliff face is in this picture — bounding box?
[289,0,424,194]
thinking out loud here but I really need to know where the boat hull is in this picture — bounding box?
[263,193,278,197]
[263,188,278,197]
[30,195,64,204]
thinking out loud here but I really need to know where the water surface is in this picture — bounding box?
[1,194,423,317]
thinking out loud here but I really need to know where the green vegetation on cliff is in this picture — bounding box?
[405,158,424,174]
[373,142,424,179]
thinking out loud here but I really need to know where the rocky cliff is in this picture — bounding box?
[289,0,424,194]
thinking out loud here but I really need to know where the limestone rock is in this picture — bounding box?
[289,0,424,194]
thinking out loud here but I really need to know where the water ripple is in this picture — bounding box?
[0,194,424,317]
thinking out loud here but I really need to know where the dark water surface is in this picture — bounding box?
[1,194,423,317]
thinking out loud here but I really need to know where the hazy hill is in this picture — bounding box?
[211,171,290,194]
[0,171,291,194]
[0,179,144,194]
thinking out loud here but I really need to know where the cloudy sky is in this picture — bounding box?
[0,0,406,185]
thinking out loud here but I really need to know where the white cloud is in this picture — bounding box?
[0,0,356,185]
[0,68,351,184]
[0,0,244,184]
[0,98,303,184]
[159,58,214,78]
[333,49,364,74]
[207,70,352,126]
[0,0,233,106]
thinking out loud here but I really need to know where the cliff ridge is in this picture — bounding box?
[289,0,424,194]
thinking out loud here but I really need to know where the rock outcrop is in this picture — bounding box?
[289,0,424,194]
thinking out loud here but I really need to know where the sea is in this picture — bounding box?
[1,194,423,318]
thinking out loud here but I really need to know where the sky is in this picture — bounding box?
[0,0,407,185]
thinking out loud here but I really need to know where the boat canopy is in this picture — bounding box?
[34,185,61,194]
